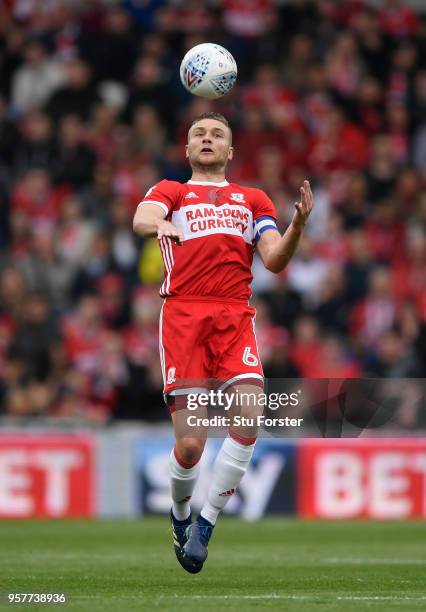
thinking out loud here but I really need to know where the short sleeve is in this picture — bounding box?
[251,188,277,221]
[138,179,178,217]
[251,188,279,243]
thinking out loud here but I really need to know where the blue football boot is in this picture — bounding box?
[170,510,203,574]
[181,515,215,572]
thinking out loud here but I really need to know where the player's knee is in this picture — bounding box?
[176,438,205,464]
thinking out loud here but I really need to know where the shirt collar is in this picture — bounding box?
[187,180,229,187]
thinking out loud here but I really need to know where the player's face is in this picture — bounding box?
[186,119,233,170]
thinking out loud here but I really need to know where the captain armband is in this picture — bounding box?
[253,216,279,243]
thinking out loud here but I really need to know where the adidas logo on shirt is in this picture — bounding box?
[185,192,199,199]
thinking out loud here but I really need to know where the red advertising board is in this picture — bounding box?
[0,435,95,518]
[298,439,426,519]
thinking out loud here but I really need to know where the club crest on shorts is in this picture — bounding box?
[167,366,176,385]
[230,193,245,203]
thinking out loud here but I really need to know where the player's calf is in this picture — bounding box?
[169,445,201,522]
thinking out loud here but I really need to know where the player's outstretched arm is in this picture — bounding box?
[257,180,313,274]
[133,203,184,245]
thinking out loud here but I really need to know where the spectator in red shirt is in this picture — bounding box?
[304,335,362,378]
[302,63,334,137]
[379,0,420,38]
[242,64,298,114]
[365,199,404,263]
[62,294,109,376]
[314,211,350,264]
[291,315,323,378]
[308,106,370,177]
[123,288,162,369]
[221,0,273,38]
[96,273,129,329]
[11,167,69,232]
[85,104,118,164]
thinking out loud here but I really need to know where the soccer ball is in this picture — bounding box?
[180,43,237,100]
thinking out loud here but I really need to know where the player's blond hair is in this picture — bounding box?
[190,112,230,129]
[189,112,232,143]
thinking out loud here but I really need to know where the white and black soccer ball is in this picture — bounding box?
[180,43,238,100]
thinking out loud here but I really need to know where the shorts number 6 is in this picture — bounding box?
[242,346,258,366]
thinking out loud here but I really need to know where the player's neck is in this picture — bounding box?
[190,171,227,183]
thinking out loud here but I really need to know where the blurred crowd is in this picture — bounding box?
[0,0,425,425]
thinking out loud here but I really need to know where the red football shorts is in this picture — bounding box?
[159,297,264,398]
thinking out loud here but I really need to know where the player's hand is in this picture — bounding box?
[291,180,313,231]
[157,220,184,245]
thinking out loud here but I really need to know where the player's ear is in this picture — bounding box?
[185,144,189,158]
[228,146,234,161]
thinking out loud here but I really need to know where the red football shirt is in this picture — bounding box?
[138,179,278,300]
